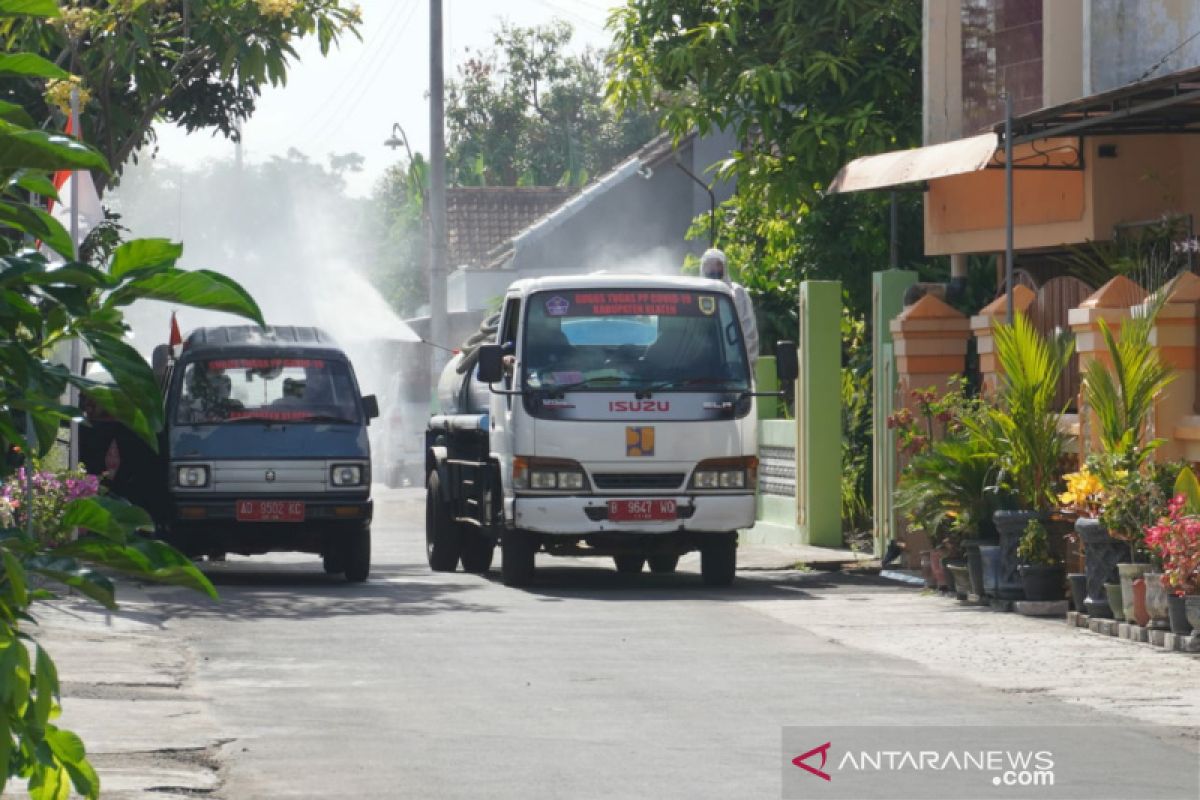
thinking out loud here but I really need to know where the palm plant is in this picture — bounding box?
[1081,285,1176,470]
[895,433,997,548]
[990,313,1075,512]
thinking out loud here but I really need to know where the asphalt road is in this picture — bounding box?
[138,487,1197,799]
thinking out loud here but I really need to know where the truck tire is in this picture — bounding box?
[613,555,645,574]
[460,527,495,573]
[647,554,679,574]
[343,525,371,583]
[700,533,737,586]
[501,528,536,587]
[426,471,462,572]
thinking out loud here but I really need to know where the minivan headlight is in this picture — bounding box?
[177,465,209,488]
[331,464,364,486]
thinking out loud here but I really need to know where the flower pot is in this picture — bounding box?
[979,545,1001,596]
[1105,582,1125,622]
[1118,563,1152,624]
[1077,517,1127,618]
[993,510,1038,600]
[963,540,987,599]
[1186,596,1200,633]
[945,560,972,601]
[1168,594,1192,635]
[929,550,949,591]
[919,551,934,589]
[1144,572,1170,630]
[1130,578,1150,627]
[1019,564,1065,602]
[1067,573,1087,612]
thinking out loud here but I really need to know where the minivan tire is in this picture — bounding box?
[613,555,645,574]
[343,525,371,583]
[460,528,495,573]
[426,471,462,572]
[322,552,345,575]
[501,528,536,587]
[648,554,679,574]
[700,533,737,586]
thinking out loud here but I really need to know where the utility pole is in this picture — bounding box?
[428,0,448,388]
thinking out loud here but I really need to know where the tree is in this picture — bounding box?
[446,19,657,187]
[1,0,362,192]
[1,4,265,794]
[608,0,931,317]
[365,156,427,316]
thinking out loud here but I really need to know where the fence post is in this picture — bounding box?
[871,270,917,558]
[1149,272,1200,462]
[970,284,1036,397]
[797,281,842,547]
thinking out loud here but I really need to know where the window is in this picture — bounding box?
[175,357,360,424]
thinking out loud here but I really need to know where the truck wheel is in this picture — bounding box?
[343,525,371,583]
[501,529,536,587]
[460,527,495,573]
[613,555,645,574]
[647,554,679,574]
[700,533,737,586]
[426,471,462,572]
[322,551,345,575]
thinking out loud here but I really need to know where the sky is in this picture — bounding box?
[150,0,615,197]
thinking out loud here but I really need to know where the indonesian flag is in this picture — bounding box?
[169,312,183,353]
[47,117,103,253]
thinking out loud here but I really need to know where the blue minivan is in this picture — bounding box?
[154,326,379,581]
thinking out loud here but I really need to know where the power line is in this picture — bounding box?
[1137,27,1200,82]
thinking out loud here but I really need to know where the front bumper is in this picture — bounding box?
[512,494,755,535]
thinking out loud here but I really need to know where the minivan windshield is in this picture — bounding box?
[175,357,361,424]
[522,289,750,391]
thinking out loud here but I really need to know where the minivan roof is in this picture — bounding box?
[184,326,345,357]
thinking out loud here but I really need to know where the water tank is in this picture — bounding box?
[436,353,490,414]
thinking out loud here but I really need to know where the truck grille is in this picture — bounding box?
[591,473,685,490]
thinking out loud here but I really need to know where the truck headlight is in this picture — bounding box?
[691,457,757,490]
[331,464,364,486]
[177,465,209,488]
[514,456,588,492]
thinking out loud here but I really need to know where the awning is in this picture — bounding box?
[826,132,998,194]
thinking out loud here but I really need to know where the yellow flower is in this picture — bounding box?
[44,75,90,116]
[255,0,299,19]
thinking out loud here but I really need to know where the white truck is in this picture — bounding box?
[424,274,796,587]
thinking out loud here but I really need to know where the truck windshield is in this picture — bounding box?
[522,289,750,391]
[175,357,361,424]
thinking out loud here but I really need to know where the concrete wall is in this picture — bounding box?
[1086,0,1200,94]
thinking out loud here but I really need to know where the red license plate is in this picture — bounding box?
[608,499,677,522]
[236,500,305,522]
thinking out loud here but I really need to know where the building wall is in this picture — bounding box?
[1086,0,1200,94]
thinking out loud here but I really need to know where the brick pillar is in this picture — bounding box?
[969,284,1036,397]
[1068,275,1146,461]
[1151,272,1200,462]
[889,294,970,567]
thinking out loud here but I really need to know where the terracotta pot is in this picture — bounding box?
[1168,594,1192,635]
[919,551,934,589]
[1130,578,1150,627]
[1144,572,1170,630]
[929,549,950,591]
[1105,582,1125,621]
[1118,563,1152,623]
[1186,595,1200,633]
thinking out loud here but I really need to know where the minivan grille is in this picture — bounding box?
[591,473,685,490]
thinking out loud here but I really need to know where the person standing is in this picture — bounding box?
[699,247,759,365]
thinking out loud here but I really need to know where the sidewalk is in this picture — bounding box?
[14,586,225,800]
[736,542,874,571]
[740,573,1200,728]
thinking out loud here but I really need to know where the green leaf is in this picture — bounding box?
[0,100,36,128]
[0,0,61,18]
[74,386,157,450]
[108,268,264,325]
[1175,467,1200,515]
[109,238,182,279]
[53,536,217,600]
[0,122,110,174]
[25,556,116,609]
[0,53,69,80]
[0,714,11,796]
[11,170,59,200]
[0,200,74,259]
[32,644,56,728]
[60,496,154,542]
[2,549,27,607]
[79,332,163,434]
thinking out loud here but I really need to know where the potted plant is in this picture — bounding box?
[1098,462,1175,625]
[1059,466,1104,612]
[1017,519,1065,601]
[1145,470,1200,635]
[982,314,1073,601]
[1079,286,1175,623]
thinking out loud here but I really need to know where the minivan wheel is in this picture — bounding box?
[647,554,679,574]
[343,525,371,583]
[460,527,495,573]
[700,533,737,586]
[613,555,645,574]
[322,551,345,575]
[426,471,462,572]
[501,529,536,587]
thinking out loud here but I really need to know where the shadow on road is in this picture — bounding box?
[144,560,502,622]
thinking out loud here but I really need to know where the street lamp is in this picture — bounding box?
[384,122,415,163]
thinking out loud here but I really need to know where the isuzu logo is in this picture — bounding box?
[265,469,276,482]
[609,400,670,412]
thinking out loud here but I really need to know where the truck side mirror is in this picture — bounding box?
[775,341,798,384]
[362,394,380,421]
[477,344,504,384]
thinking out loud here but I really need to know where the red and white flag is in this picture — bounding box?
[46,117,103,254]
[169,312,183,350]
